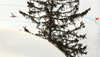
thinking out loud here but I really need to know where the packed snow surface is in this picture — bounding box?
[0,28,66,57]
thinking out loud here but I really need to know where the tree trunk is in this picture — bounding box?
[48,0,53,42]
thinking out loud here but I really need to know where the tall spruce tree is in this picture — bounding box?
[19,0,90,57]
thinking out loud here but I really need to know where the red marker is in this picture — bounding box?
[95,17,99,23]
[53,20,55,22]
[95,17,99,20]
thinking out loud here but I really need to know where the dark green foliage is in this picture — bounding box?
[23,26,30,33]
[19,0,90,57]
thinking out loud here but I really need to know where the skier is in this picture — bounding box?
[10,13,17,17]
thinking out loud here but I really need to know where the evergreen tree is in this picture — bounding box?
[19,0,90,57]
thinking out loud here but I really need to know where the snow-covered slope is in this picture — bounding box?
[79,0,100,57]
[0,28,66,57]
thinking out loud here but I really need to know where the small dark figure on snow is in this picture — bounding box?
[11,13,17,17]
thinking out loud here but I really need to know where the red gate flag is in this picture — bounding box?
[95,17,99,20]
